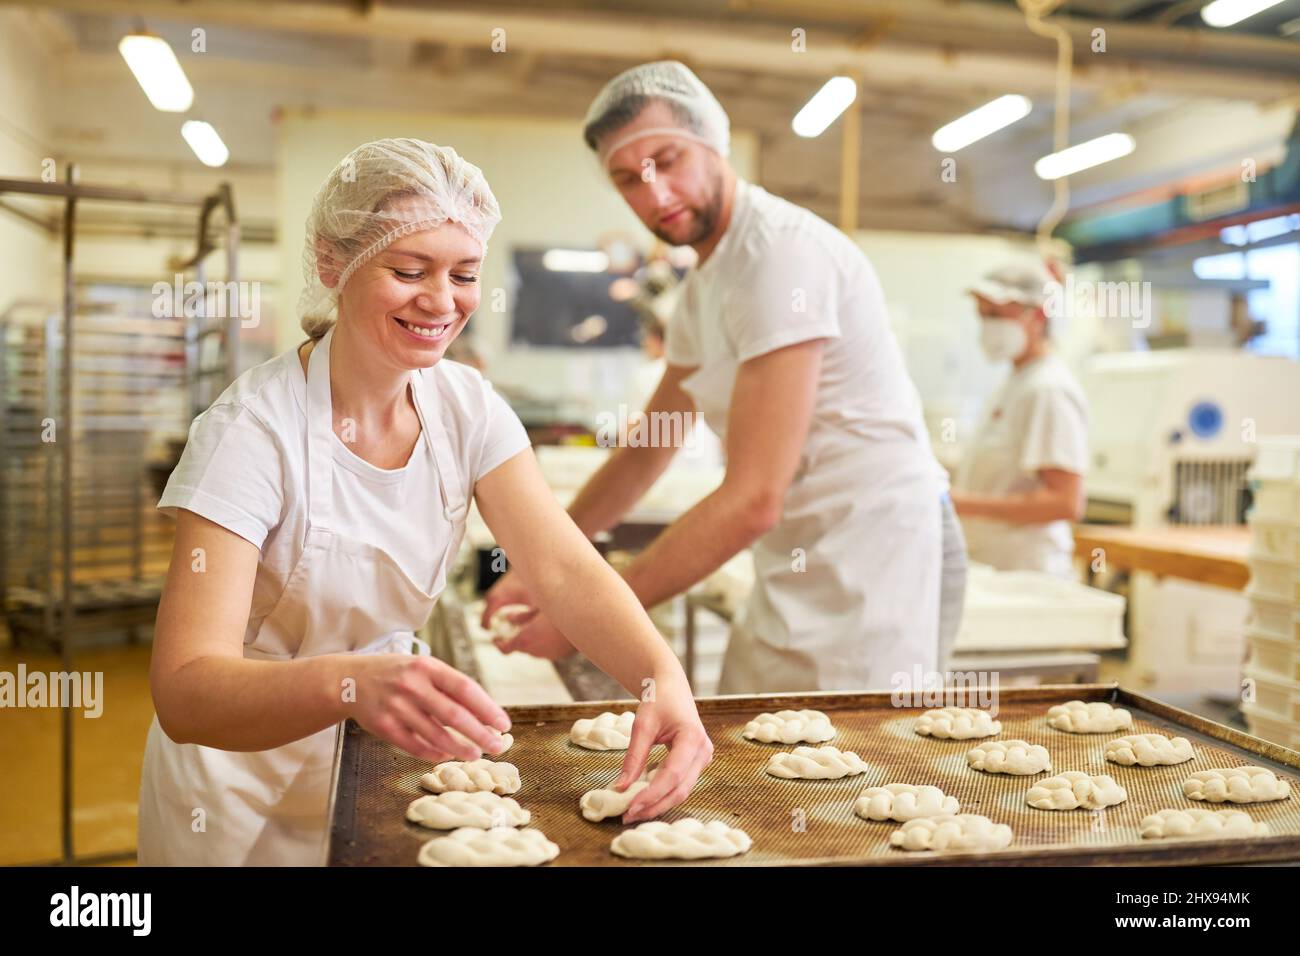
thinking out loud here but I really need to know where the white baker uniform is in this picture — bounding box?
[954,353,1088,577]
[666,178,945,693]
[137,326,529,865]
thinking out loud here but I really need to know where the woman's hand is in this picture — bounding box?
[615,676,713,823]
[347,654,511,763]
[493,613,577,661]
[480,570,536,630]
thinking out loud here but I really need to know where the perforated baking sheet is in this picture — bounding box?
[326,685,1300,866]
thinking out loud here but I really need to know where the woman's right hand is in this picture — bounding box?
[481,570,536,630]
[348,654,511,764]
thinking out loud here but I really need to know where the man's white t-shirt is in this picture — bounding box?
[665,177,943,490]
[157,345,530,644]
[954,353,1089,577]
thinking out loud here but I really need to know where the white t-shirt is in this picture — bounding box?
[665,177,943,490]
[954,353,1089,576]
[157,345,530,642]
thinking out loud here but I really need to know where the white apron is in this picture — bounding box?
[682,353,941,694]
[137,327,468,866]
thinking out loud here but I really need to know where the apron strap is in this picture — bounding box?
[410,365,468,521]
[305,326,336,531]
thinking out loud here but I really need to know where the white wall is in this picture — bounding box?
[275,108,756,423]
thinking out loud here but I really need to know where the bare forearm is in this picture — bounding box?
[566,443,678,537]
[953,489,1079,525]
[154,653,352,751]
[528,532,686,696]
[621,487,772,609]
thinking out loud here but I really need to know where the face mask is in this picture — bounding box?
[979,318,1028,362]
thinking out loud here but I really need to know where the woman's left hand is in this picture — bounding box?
[493,613,577,661]
[615,676,714,824]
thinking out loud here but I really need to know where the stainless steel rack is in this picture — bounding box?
[0,165,240,864]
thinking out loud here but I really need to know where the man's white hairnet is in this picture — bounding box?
[299,137,501,339]
[582,61,730,169]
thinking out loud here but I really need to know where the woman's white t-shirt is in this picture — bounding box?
[157,343,530,643]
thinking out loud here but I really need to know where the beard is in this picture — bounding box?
[651,167,724,246]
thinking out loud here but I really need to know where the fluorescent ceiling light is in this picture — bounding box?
[543,249,609,272]
[118,33,194,112]
[1192,252,1246,280]
[1034,133,1135,180]
[1220,213,1300,246]
[1201,0,1285,28]
[792,77,857,138]
[931,95,1033,152]
[181,121,229,167]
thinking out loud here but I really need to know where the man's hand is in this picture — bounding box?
[481,570,536,630]
[493,612,577,661]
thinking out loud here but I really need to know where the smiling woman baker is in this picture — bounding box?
[137,138,711,866]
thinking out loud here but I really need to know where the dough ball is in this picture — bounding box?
[446,726,513,755]
[610,819,752,860]
[419,759,521,795]
[406,791,529,830]
[1139,808,1269,840]
[742,709,836,744]
[855,783,959,822]
[1026,771,1128,810]
[889,814,1013,852]
[418,827,559,866]
[765,745,870,780]
[488,603,535,640]
[569,711,636,750]
[1182,766,1292,804]
[914,707,1001,740]
[966,739,1052,775]
[580,769,659,822]
[1045,700,1133,734]
[1103,733,1194,767]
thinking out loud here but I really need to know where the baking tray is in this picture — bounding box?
[326,684,1300,866]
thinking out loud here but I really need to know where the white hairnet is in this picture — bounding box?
[299,137,501,339]
[968,258,1063,309]
[582,61,730,168]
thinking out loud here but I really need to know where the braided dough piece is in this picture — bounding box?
[1026,771,1128,810]
[569,711,636,750]
[889,814,1013,852]
[742,709,835,744]
[966,739,1052,775]
[406,791,529,830]
[765,745,870,780]
[419,759,521,795]
[1182,766,1292,804]
[1140,808,1269,840]
[488,603,534,640]
[1046,700,1133,734]
[913,707,1001,740]
[417,827,559,867]
[580,769,659,822]
[1104,733,1194,767]
[855,784,959,822]
[610,819,752,860]
[446,726,514,755]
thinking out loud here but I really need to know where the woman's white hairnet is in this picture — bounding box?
[299,137,501,339]
[582,61,730,168]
